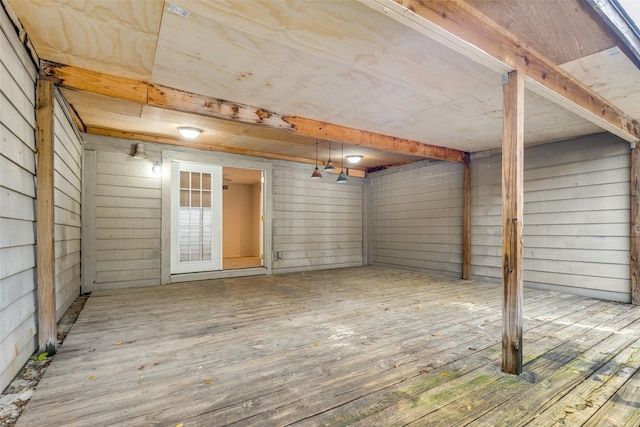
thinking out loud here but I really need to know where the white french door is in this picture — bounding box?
[171,162,222,274]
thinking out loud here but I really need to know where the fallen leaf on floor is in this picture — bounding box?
[114,340,136,345]
[203,379,213,384]
[572,370,579,374]
[585,400,594,407]
[313,341,319,347]
[176,423,184,427]
[457,296,462,298]
[467,405,472,411]
[440,372,451,377]
[89,376,96,381]
[563,406,576,414]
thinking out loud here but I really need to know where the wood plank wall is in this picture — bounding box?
[0,3,38,391]
[472,133,631,302]
[82,139,162,292]
[271,165,364,273]
[368,161,464,277]
[53,95,82,319]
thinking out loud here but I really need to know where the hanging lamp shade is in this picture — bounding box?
[325,140,335,171]
[311,139,323,179]
[336,142,347,183]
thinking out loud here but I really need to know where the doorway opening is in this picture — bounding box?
[222,167,264,270]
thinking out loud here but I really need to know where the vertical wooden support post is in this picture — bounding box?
[632,146,639,305]
[36,78,57,355]
[501,70,524,375]
[363,177,373,266]
[463,153,471,280]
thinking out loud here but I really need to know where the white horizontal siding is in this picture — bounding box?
[0,4,37,392]
[470,133,631,301]
[271,166,363,273]
[369,161,464,277]
[53,97,83,320]
[84,145,162,291]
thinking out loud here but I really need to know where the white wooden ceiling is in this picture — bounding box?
[7,0,640,171]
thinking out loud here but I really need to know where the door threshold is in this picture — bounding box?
[170,267,268,283]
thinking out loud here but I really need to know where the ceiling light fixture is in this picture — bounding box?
[324,140,335,171]
[337,143,347,183]
[346,155,363,164]
[178,126,202,140]
[311,139,323,179]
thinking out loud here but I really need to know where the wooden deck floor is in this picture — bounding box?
[17,267,640,426]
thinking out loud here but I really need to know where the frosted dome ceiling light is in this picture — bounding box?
[178,126,202,140]
[346,155,363,164]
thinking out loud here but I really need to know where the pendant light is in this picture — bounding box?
[336,142,347,183]
[324,140,335,171]
[311,139,323,179]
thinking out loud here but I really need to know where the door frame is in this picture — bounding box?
[161,149,272,284]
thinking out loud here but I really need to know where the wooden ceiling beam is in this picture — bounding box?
[87,127,323,166]
[362,0,640,143]
[40,61,467,163]
[87,127,367,177]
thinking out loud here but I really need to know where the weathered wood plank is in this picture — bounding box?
[35,78,57,355]
[526,340,640,426]
[502,69,525,375]
[582,358,640,426]
[313,298,614,426]
[16,268,640,426]
[469,313,640,425]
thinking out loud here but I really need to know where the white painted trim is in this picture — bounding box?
[161,148,273,282]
